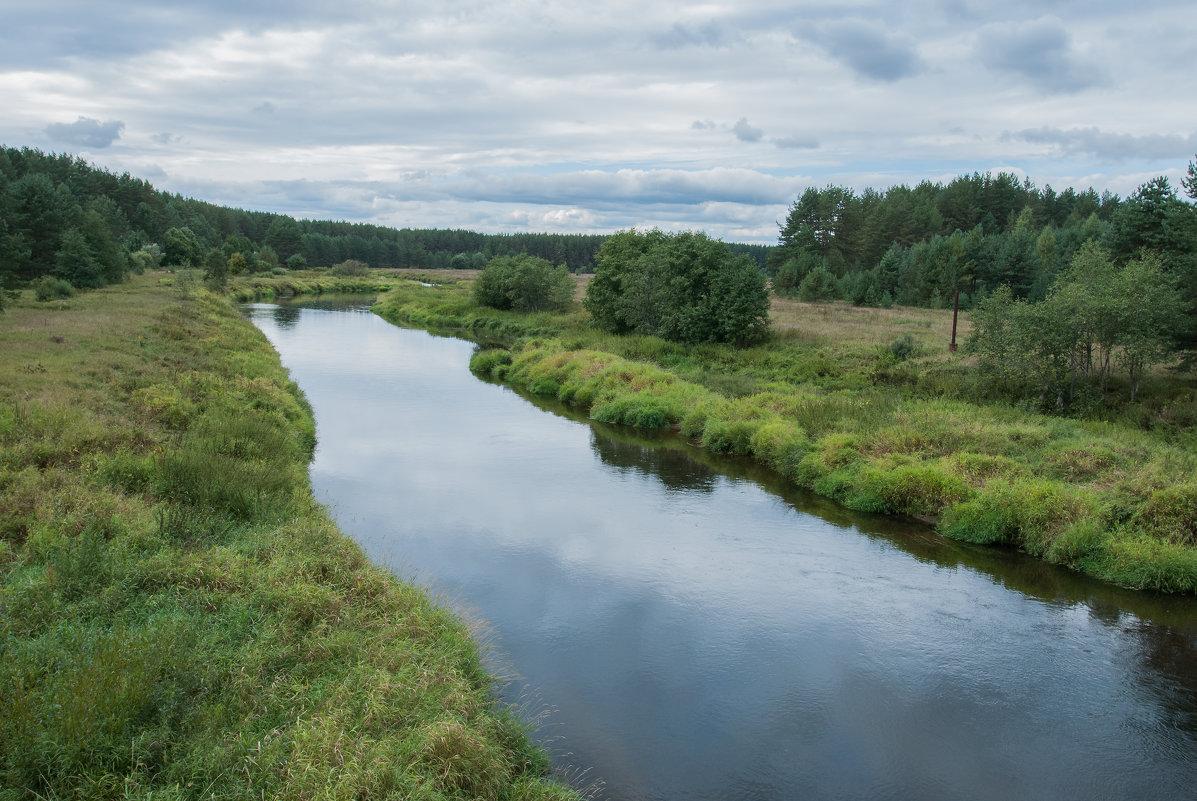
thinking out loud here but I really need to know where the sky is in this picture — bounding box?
[2,1,1195,243]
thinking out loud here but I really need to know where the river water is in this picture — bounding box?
[246,301,1197,801]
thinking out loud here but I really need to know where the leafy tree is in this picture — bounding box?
[584,230,769,345]
[285,253,308,270]
[227,252,249,275]
[967,243,1188,407]
[474,254,574,313]
[163,226,203,267]
[1114,252,1186,400]
[584,229,667,334]
[128,244,161,274]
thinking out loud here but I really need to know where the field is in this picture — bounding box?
[0,273,579,800]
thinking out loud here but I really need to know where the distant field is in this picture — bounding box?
[770,296,970,350]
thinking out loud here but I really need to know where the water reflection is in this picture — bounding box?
[270,303,302,329]
[245,302,1197,801]
[590,429,719,494]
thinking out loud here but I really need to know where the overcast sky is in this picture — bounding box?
[2,1,1194,243]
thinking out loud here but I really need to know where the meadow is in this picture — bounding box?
[0,273,579,800]
[371,273,1197,593]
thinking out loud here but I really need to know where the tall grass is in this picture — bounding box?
[0,275,579,799]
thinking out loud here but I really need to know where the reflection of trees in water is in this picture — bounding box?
[589,429,718,494]
[271,305,302,329]
[255,298,377,331]
[1127,618,1197,735]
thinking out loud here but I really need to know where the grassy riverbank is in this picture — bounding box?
[374,278,1197,593]
[0,274,579,800]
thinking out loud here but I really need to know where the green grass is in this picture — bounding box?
[0,274,579,800]
[377,280,1197,593]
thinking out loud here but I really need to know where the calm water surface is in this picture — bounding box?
[247,302,1197,801]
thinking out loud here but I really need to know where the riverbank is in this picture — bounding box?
[373,277,1197,593]
[0,273,579,800]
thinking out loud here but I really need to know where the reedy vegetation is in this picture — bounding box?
[374,275,1197,593]
[0,274,579,800]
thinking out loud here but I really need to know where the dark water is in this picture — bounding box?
[246,302,1197,801]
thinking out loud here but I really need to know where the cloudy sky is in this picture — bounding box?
[2,1,1194,243]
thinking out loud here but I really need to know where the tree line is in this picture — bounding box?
[2,147,725,291]
[770,170,1196,312]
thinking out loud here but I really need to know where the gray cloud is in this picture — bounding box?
[733,118,764,143]
[45,116,125,148]
[691,120,717,130]
[976,18,1103,93]
[802,20,923,82]
[1006,127,1197,160]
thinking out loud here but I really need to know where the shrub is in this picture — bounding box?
[33,275,76,301]
[583,229,770,345]
[888,333,916,361]
[474,255,574,313]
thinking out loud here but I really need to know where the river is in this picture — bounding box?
[246,300,1197,801]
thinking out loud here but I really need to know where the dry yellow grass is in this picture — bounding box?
[769,296,971,351]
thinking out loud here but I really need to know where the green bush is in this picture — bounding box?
[33,275,76,301]
[474,254,574,313]
[583,229,770,345]
[888,333,916,361]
